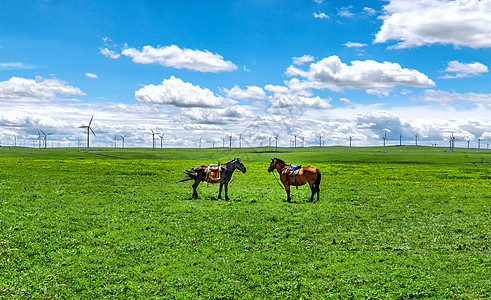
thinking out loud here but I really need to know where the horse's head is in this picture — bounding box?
[268,158,277,173]
[235,158,246,173]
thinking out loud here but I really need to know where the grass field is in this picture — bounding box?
[0,146,490,299]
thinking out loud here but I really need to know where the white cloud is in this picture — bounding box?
[344,41,368,48]
[363,7,377,16]
[340,97,353,104]
[121,45,237,72]
[135,76,230,107]
[0,62,35,70]
[338,6,354,17]
[223,85,266,100]
[313,0,324,4]
[442,60,488,78]
[85,72,98,79]
[313,12,329,19]
[418,90,491,103]
[100,47,121,59]
[285,55,435,93]
[264,83,331,109]
[375,0,491,48]
[292,55,315,65]
[0,76,85,100]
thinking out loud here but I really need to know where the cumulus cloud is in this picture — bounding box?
[223,85,266,100]
[264,83,332,109]
[292,55,315,65]
[85,72,98,79]
[135,76,230,107]
[313,12,329,19]
[0,76,86,100]
[121,45,237,72]
[442,60,488,78]
[100,47,121,59]
[285,55,435,93]
[375,0,491,48]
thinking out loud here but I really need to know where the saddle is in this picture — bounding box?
[286,164,302,188]
[206,164,221,183]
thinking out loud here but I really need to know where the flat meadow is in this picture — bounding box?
[0,146,489,299]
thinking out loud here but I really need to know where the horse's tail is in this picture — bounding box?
[178,169,197,182]
[314,168,321,194]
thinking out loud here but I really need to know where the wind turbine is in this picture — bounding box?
[467,139,470,148]
[383,132,388,152]
[151,129,157,149]
[274,134,279,152]
[319,134,322,147]
[40,130,52,149]
[13,135,17,147]
[77,138,81,148]
[159,133,164,149]
[349,136,352,147]
[229,134,232,151]
[400,134,403,146]
[478,137,481,149]
[293,134,297,147]
[222,137,226,148]
[415,133,419,146]
[199,137,203,148]
[79,115,95,153]
[239,134,242,149]
[120,135,127,149]
[113,135,118,148]
[449,133,457,152]
[37,131,42,149]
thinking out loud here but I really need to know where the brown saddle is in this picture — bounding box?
[206,164,221,183]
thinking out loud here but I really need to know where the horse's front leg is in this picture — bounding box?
[224,182,229,201]
[283,183,291,202]
[218,182,223,200]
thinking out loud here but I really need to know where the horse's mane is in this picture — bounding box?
[274,158,287,165]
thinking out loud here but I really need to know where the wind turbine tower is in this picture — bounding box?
[383,132,388,152]
[151,129,157,150]
[159,134,164,149]
[79,115,95,153]
[229,134,232,151]
[400,134,403,146]
[415,133,419,146]
[274,134,279,152]
[120,135,127,149]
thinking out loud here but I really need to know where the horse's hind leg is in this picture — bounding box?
[192,180,200,199]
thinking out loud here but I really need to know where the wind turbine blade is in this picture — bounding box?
[90,127,96,136]
[41,130,46,135]
[89,115,94,126]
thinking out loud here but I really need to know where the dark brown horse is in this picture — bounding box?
[268,158,321,202]
[179,158,246,200]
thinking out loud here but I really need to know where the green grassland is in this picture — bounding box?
[0,146,489,299]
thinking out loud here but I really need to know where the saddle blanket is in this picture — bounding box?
[288,164,301,171]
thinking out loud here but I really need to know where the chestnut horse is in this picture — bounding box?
[268,158,321,202]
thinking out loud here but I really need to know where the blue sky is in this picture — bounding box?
[1,0,490,148]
